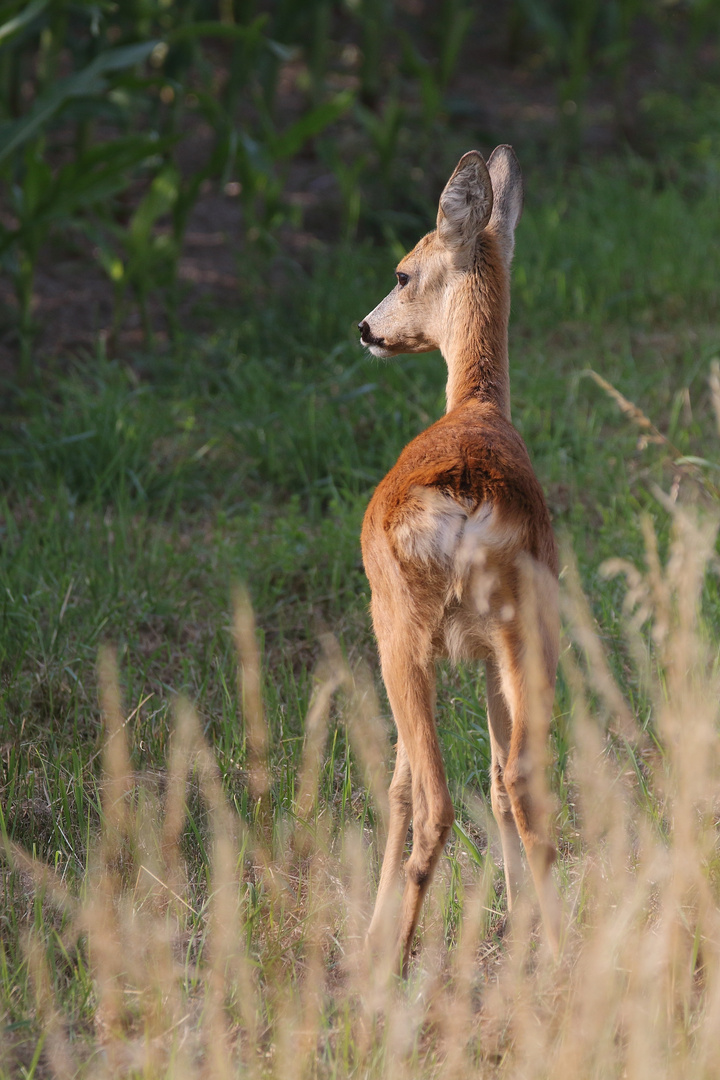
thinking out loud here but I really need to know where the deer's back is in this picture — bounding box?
[361,399,557,659]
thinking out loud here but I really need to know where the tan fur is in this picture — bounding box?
[358,147,561,972]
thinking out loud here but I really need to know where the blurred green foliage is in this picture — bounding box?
[0,0,718,360]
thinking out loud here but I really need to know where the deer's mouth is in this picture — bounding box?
[369,342,401,359]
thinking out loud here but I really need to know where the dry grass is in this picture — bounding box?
[4,495,720,1080]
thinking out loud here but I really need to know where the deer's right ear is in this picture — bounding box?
[487,144,524,264]
[436,151,493,253]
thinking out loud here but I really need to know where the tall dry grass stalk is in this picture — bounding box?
[9,498,720,1078]
[233,587,270,822]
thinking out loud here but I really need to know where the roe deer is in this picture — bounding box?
[358,146,560,972]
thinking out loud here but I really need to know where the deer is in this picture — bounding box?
[357,146,561,974]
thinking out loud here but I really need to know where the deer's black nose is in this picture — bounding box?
[358,321,385,348]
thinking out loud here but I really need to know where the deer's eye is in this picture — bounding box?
[396,272,409,288]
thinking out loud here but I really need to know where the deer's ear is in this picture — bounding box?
[487,144,523,263]
[436,151,493,252]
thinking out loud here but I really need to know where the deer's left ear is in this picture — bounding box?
[436,151,493,252]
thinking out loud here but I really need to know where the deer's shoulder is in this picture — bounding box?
[381,400,540,503]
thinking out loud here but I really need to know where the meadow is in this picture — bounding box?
[2,2,720,1077]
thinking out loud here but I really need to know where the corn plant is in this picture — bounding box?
[0,24,160,365]
[0,0,355,358]
[1,0,717,364]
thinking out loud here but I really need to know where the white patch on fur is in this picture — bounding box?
[392,487,516,603]
[389,486,553,665]
[366,343,395,359]
[443,613,471,663]
[392,487,469,566]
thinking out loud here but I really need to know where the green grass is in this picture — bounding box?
[1,155,720,1075]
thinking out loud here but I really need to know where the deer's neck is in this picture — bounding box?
[441,236,511,420]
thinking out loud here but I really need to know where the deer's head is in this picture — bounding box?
[358,146,523,360]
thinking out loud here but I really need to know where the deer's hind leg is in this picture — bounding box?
[490,623,561,954]
[366,735,412,946]
[368,609,454,974]
[485,658,525,911]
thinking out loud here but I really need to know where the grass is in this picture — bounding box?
[1,152,720,1076]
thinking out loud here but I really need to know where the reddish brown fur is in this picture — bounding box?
[364,399,557,569]
[358,148,561,971]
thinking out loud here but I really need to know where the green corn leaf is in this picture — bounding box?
[50,137,176,218]
[0,0,50,45]
[93,237,125,285]
[0,136,175,255]
[439,7,474,88]
[516,0,565,48]
[269,90,354,161]
[19,149,53,215]
[166,15,268,44]
[266,39,298,63]
[73,40,161,81]
[129,164,181,247]
[0,40,159,165]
